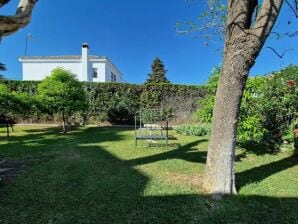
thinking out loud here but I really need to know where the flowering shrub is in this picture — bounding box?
[196,65,298,146]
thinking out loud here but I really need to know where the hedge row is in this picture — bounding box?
[1,80,207,124]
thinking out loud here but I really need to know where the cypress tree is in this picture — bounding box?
[145,57,170,84]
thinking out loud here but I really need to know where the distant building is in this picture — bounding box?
[19,43,123,82]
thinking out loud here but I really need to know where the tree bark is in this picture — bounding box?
[203,0,284,195]
[62,111,66,134]
[6,121,9,137]
[0,0,37,38]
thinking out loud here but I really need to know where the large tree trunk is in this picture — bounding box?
[203,0,284,195]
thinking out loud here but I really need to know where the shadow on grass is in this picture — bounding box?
[128,139,208,166]
[0,127,297,223]
[237,155,298,190]
[238,141,281,156]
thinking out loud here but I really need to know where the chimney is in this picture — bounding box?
[81,43,89,81]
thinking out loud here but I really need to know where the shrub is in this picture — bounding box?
[175,124,210,136]
[195,66,220,123]
[262,66,298,143]
[237,76,267,142]
[0,84,32,136]
[196,65,298,146]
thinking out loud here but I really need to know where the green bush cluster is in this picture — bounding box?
[175,124,210,136]
[0,78,206,125]
[196,65,298,149]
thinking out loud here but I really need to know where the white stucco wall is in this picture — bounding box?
[21,59,123,83]
[20,44,123,83]
[105,61,123,83]
[91,62,106,82]
[22,60,82,81]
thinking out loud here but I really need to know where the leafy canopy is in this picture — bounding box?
[196,65,298,144]
[0,84,31,123]
[38,68,87,115]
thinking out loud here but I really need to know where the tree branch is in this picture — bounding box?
[225,0,259,42]
[227,0,258,30]
[0,0,37,37]
[285,0,298,18]
[266,46,295,58]
[253,0,284,41]
[0,0,10,8]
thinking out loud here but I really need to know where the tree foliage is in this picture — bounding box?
[180,0,298,49]
[262,65,298,143]
[196,65,298,146]
[196,66,220,123]
[145,58,170,84]
[38,68,87,133]
[107,88,140,124]
[1,80,206,125]
[0,84,31,136]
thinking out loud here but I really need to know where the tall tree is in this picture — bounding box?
[146,57,170,84]
[203,0,284,195]
[38,68,87,134]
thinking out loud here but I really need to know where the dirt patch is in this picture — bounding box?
[0,157,49,187]
[0,159,28,185]
[163,171,204,188]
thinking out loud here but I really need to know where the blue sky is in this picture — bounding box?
[0,0,297,84]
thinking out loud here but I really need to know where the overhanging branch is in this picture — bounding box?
[0,0,10,8]
[285,0,298,18]
[0,0,37,37]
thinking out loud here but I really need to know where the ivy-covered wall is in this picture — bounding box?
[1,80,207,124]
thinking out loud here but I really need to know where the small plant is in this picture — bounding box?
[175,124,210,136]
[281,119,298,154]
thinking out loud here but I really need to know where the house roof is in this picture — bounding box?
[19,55,107,60]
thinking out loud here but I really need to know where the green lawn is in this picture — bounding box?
[0,126,297,224]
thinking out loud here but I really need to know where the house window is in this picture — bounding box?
[111,72,117,82]
[93,68,98,78]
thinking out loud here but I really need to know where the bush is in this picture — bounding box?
[195,66,220,123]
[294,135,298,155]
[175,124,210,136]
[196,65,298,146]
[237,76,268,142]
[0,84,32,136]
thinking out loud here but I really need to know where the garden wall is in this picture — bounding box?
[1,80,207,124]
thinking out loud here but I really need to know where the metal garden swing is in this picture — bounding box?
[134,108,169,148]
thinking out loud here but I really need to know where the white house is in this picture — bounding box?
[19,43,123,82]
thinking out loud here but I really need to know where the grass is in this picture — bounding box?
[0,126,297,224]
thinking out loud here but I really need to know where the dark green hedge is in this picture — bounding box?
[0,80,207,124]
